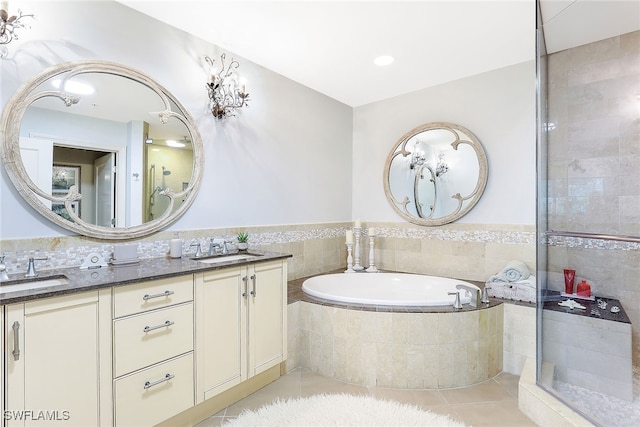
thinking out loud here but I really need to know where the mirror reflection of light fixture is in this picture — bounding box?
[0,2,34,58]
[435,153,449,177]
[409,141,425,169]
[145,137,153,144]
[205,53,250,119]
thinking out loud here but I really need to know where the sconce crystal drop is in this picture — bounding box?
[205,53,249,119]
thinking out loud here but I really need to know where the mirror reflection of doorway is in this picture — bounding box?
[94,152,116,227]
[53,146,117,226]
[144,141,193,222]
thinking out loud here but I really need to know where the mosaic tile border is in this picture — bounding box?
[545,235,640,251]
[0,223,535,274]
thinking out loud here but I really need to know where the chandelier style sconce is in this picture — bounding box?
[205,53,249,119]
[0,2,34,57]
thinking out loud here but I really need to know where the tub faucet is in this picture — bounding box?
[456,284,480,308]
[448,291,463,309]
[0,256,9,281]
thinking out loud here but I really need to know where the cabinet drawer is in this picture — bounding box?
[114,353,194,427]
[113,275,193,318]
[114,302,193,377]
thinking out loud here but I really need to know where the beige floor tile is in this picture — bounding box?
[440,379,516,404]
[299,371,369,397]
[453,401,537,426]
[196,370,534,426]
[368,387,448,408]
[223,378,300,417]
[194,415,228,427]
[494,372,520,397]
[419,404,467,424]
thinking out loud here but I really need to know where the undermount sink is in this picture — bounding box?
[0,275,70,294]
[193,253,263,264]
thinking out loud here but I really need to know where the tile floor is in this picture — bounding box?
[195,368,537,426]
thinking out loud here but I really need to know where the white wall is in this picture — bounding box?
[0,1,353,239]
[353,61,536,225]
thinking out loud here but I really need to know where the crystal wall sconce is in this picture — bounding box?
[205,53,250,119]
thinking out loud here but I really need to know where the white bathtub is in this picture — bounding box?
[302,272,480,306]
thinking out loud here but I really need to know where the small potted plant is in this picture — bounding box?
[237,231,249,251]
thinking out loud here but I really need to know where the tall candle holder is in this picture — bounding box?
[345,242,355,273]
[365,231,379,273]
[353,226,364,271]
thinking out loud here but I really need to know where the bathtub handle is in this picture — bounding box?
[250,274,257,296]
[448,292,463,309]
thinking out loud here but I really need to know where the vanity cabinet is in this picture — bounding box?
[4,290,112,427]
[195,260,287,402]
[112,275,195,427]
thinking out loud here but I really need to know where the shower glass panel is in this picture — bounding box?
[537,3,640,424]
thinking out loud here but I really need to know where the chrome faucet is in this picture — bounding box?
[448,291,463,309]
[456,284,480,308]
[480,286,490,304]
[25,256,47,278]
[209,239,222,256]
[189,243,203,258]
[0,256,9,281]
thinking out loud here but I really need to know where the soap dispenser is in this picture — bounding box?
[170,232,182,259]
[576,280,591,298]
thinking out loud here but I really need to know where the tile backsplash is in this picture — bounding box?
[0,222,535,282]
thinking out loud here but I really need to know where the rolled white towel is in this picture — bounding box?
[488,260,530,283]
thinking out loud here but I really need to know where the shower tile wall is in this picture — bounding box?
[546,30,640,365]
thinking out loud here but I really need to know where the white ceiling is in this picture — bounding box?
[118,1,640,107]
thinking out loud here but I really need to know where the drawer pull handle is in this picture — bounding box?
[143,320,174,333]
[143,290,174,301]
[144,373,175,390]
[242,276,248,298]
[250,274,257,296]
[12,321,20,361]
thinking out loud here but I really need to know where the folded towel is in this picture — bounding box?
[488,260,531,283]
[486,275,537,303]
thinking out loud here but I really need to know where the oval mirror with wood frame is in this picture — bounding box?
[383,122,488,226]
[0,60,204,239]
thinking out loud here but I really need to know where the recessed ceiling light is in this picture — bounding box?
[374,55,394,66]
[166,140,186,148]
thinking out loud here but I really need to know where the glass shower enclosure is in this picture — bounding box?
[536,2,640,425]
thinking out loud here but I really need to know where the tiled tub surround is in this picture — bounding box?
[0,222,535,283]
[286,275,505,389]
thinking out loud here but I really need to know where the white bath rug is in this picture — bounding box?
[223,393,465,426]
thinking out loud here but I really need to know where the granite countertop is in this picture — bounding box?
[0,251,292,305]
[542,291,631,324]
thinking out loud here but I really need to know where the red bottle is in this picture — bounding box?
[576,280,591,297]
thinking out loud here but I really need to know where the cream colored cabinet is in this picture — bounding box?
[4,290,112,427]
[196,260,287,402]
[112,275,195,427]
